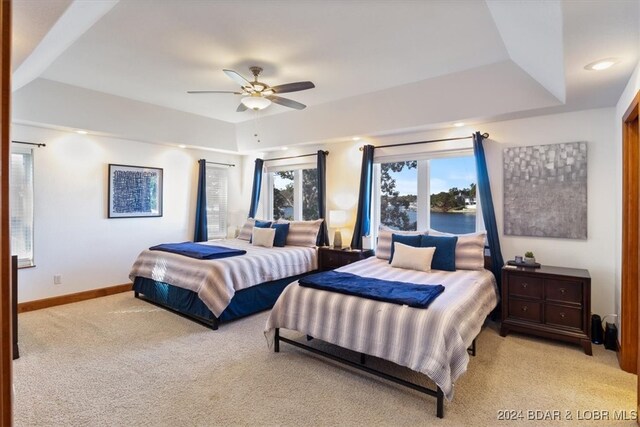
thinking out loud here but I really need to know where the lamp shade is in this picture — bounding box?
[329,210,347,227]
[241,95,271,110]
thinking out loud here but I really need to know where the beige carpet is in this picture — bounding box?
[13,292,636,426]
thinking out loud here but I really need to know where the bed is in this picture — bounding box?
[264,255,498,418]
[129,238,318,329]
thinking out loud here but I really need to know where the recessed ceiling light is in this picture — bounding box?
[584,58,618,71]
[352,137,361,141]
[453,122,465,127]
[178,144,186,148]
[75,130,88,134]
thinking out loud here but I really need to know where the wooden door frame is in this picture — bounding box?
[0,0,12,424]
[620,89,640,374]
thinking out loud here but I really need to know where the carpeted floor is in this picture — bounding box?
[13,292,636,426]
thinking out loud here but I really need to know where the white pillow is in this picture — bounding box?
[376,225,428,261]
[428,229,486,270]
[390,243,435,272]
[251,227,276,248]
[237,218,256,241]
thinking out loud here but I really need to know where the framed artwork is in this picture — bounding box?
[108,164,163,218]
[503,142,587,239]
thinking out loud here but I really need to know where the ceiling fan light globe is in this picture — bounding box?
[241,95,272,110]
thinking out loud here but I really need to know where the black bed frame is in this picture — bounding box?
[134,291,221,330]
[273,328,478,419]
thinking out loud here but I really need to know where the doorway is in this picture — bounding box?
[620,90,640,377]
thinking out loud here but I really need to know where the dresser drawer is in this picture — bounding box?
[545,304,582,330]
[508,275,543,299]
[545,279,582,305]
[508,299,542,323]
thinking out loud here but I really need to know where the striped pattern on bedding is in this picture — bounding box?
[276,219,323,247]
[375,225,427,260]
[237,218,257,241]
[264,256,498,400]
[129,239,317,317]
[429,229,486,270]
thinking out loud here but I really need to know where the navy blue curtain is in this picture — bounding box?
[473,132,504,290]
[316,150,330,246]
[194,159,208,242]
[350,145,375,249]
[248,158,264,218]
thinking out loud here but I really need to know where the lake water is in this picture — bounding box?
[405,210,476,234]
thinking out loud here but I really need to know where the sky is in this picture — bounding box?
[391,156,476,196]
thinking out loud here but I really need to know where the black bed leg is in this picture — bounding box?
[436,387,444,419]
[274,328,280,353]
[210,317,219,331]
[134,291,139,298]
[469,338,476,357]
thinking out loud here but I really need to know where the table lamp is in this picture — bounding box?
[329,210,347,248]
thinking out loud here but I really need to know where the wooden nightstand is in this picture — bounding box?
[318,247,374,271]
[500,265,592,355]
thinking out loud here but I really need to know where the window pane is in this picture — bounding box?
[273,171,294,220]
[10,150,34,267]
[302,168,318,220]
[429,156,476,234]
[380,161,417,231]
[205,165,228,239]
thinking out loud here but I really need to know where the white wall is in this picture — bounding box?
[614,60,640,335]
[260,107,617,316]
[12,124,243,303]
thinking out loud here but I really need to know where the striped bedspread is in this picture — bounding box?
[264,257,498,400]
[129,239,317,317]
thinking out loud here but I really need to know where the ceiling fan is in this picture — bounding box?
[187,66,315,112]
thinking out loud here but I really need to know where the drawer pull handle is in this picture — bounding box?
[521,306,528,312]
[560,312,566,318]
[521,282,528,288]
[559,288,566,294]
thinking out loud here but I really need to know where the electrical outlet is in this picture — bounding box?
[53,275,62,285]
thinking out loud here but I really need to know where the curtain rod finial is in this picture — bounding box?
[482,132,489,139]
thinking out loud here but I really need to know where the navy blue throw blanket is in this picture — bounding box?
[149,242,246,260]
[299,271,444,308]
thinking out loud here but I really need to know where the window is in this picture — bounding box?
[374,152,481,236]
[10,148,34,267]
[205,165,228,239]
[268,166,318,221]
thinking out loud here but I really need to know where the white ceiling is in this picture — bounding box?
[11,0,640,150]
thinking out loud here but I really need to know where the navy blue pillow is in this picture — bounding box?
[250,220,272,243]
[271,223,290,247]
[420,235,458,271]
[389,233,423,263]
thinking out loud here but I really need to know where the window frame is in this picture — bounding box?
[10,145,35,268]
[266,162,316,221]
[205,164,229,240]
[371,148,483,245]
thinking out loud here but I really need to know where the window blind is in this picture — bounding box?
[205,164,228,239]
[10,148,34,267]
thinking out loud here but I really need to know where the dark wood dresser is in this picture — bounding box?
[500,265,592,355]
[318,247,374,271]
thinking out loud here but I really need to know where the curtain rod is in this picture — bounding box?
[264,150,329,163]
[358,133,489,151]
[12,140,46,147]
[205,160,235,167]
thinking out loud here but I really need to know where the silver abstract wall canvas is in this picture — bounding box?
[108,164,163,218]
[503,142,587,239]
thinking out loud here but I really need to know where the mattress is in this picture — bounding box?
[265,256,499,400]
[129,239,317,317]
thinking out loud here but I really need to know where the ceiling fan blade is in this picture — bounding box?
[187,90,242,94]
[223,69,252,88]
[270,81,315,94]
[266,95,306,110]
[236,102,248,112]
